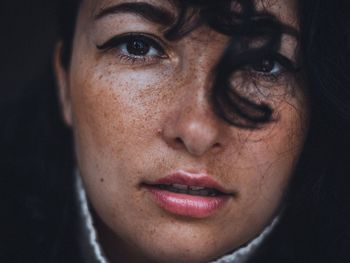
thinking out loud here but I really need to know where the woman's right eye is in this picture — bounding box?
[97,34,168,65]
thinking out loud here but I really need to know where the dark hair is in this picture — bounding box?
[3,0,350,262]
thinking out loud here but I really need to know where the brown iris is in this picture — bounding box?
[127,38,150,55]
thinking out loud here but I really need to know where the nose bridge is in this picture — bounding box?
[181,51,216,106]
[162,67,223,157]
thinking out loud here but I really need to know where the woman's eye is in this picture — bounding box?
[249,58,284,77]
[122,36,161,57]
[97,34,167,65]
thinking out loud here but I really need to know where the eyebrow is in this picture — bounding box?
[94,2,175,26]
[281,24,299,39]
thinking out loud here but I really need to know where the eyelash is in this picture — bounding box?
[97,33,168,65]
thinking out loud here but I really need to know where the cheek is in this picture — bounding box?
[232,98,308,214]
[67,62,178,225]
[68,58,178,184]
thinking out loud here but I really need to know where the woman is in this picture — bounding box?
[2,0,350,262]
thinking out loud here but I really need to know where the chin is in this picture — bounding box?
[136,235,233,263]
[145,249,221,263]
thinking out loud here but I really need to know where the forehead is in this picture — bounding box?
[79,0,298,27]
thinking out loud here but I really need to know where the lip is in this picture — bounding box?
[143,170,233,218]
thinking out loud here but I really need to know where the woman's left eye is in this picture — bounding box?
[249,58,284,77]
[97,34,167,64]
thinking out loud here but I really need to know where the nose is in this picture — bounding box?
[162,90,223,157]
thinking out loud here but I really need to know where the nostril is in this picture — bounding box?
[168,137,185,151]
[175,137,183,145]
[213,142,221,148]
[212,142,222,153]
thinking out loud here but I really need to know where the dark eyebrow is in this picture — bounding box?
[281,24,299,39]
[94,2,175,26]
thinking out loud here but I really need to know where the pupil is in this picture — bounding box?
[253,59,274,73]
[127,39,150,55]
[262,60,273,71]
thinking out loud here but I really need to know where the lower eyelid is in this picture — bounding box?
[116,52,163,66]
[118,53,146,64]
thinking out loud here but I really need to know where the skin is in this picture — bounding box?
[55,0,308,262]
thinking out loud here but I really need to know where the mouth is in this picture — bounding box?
[142,171,234,218]
[148,183,226,197]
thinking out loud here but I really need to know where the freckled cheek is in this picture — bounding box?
[233,105,307,200]
[73,69,155,127]
[68,65,177,177]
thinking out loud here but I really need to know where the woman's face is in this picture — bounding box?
[55,0,308,262]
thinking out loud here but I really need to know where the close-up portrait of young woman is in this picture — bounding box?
[1,0,350,262]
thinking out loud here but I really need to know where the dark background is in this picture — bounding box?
[0,0,58,100]
[0,3,76,262]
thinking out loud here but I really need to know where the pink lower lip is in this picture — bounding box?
[145,186,230,218]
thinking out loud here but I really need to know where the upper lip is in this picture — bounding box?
[144,170,233,195]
